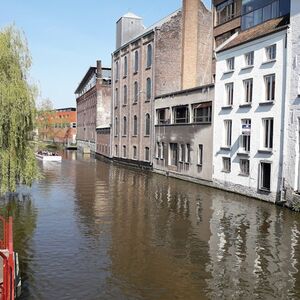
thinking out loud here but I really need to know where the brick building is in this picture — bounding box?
[153,0,214,183]
[37,107,77,144]
[75,61,111,156]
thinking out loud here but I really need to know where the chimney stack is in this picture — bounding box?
[96,60,102,79]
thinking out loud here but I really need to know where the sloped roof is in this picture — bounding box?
[122,12,142,19]
[218,16,290,53]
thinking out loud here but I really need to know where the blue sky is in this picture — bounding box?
[1,0,211,108]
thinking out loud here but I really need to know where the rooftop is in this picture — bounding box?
[218,15,290,53]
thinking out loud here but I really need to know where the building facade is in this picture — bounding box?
[37,107,77,144]
[212,0,291,203]
[283,0,300,207]
[75,61,111,156]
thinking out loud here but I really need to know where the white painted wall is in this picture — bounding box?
[213,29,287,202]
[283,0,300,201]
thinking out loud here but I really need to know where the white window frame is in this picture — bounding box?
[265,44,276,61]
[198,144,203,166]
[259,162,272,192]
[225,83,234,106]
[224,120,232,147]
[226,57,235,71]
[262,118,274,150]
[245,51,254,66]
[222,157,231,172]
[243,79,253,104]
[240,159,250,176]
[241,119,251,152]
[264,74,275,101]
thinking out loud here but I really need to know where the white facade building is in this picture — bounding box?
[213,23,288,203]
[283,0,300,206]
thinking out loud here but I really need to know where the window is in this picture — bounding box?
[115,88,119,107]
[224,120,232,147]
[225,83,234,106]
[241,1,280,30]
[198,144,203,166]
[147,44,152,68]
[169,143,178,166]
[145,147,150,161]
[174,106,189,124]
[265,74,275,101]
[145,114,150,136]
[123,116,127,136]
[240,159,250,176]
[161,142,165,159]
[180,144,186,162]
[193,103,212,123]
[186,144,191,163]
[260,162,271,191]
[266,44,276,60]
[123,85,127,105]
[124,56,128,76]
[243,79,253,103]
[123,145,127,158]
[134,50,139,73]
[262,118,273,150]
[146,78,152,100]
[115,145,118,156]
[115,117,118,136]
[222,157,231,172]
[134,81,138,103]
[216,0,237,25]
[133,115,138,136]
[241,119,251,152]
[226,57,235,71]
[115,61,119,81]
[157,108,169,124]
[133,146,137,159]
[157,142,161,158]
[245,51,254,66]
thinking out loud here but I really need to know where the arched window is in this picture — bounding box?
[145,113,150,136]
[145,147,150,161]
[115,117,118,136]
[147,44,152,68]
[123,85,127,105]
[146,78,152,100]
[134,50,139,73]
[123,116,127,136]
[124,56,128,76]
[134,81,138,103]
[115,61,119,80]
[133,115,138,136]
[123,145,127,158]
[115,88,119,107]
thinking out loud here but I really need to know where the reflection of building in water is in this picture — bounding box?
[108,167,214,299]
[207,193,300,299]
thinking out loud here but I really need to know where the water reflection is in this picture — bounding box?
[7,153,300,299]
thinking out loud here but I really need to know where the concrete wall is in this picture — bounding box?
[154,87,214,181]
[213,30,287,203]
[283,0,300,206]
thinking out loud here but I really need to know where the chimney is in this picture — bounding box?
[96,60,102,79]
[181,0,200,89]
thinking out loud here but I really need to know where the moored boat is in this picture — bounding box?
[35,151,62,162]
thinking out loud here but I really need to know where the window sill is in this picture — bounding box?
[145,100,151,103]
[241,65,254,71]
[220,147,231,151]
[223,70,234,75]
[122,104,127,107]
[259,101,274,106]
[222,170,231,173]
[114,106,118,109]
[221,105,233,109]
[239,173,249,177]
[145,66,152,70]
[197,164,203,167]
[239,103,252,108]
[133,71,138,75]
[115,79,119,83]
[258,149,273,154]
[123,75,127,79]
[237,151,250,156]
[132,102,138,105]
[258,188,271,194]
[132,135,137,137]
[261,59,276,65]
[144,135,150,137]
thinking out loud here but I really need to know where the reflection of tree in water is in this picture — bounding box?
[0,193,37,297]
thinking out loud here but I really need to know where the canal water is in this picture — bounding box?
[2,151,300,299]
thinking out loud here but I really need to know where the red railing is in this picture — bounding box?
[0,216,15,300]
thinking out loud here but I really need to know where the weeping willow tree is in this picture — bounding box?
[0,26,38,194]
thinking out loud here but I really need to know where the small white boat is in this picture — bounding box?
[36,153,62,162]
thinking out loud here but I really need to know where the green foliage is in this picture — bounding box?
[291,199,300,212]
[0,25,38,194]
